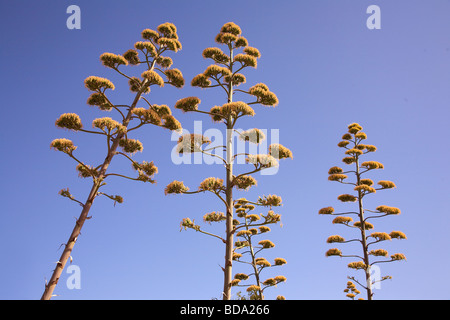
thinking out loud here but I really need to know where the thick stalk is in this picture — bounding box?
[355,155,373,300]
[222,45,234,300]
[247,236,262,299]
[41,74,152,300]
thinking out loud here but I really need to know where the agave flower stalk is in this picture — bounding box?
[165,22,292,300]
[320,123,407,300]
[230,203,287,300]
[42,23,183,300]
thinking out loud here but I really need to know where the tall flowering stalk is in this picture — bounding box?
[165,22,292,300]
[42,23,183,300]
[319,123,407,300]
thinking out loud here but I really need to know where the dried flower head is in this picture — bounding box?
[84,76,115,91]
[180,217,200,231]
[353,221,374,230]
[234,36,248,48]
[123,49,140,65]
[355,132,367,140]
[156,56,173,69]
[203,211,226,224]
[263,278,277,286]
[119,138,143,154]
[165,68,184,88]
[354,185,376,194]
[202,47,230,64]
[361,161,384,170]
[239,128,265,144]
[174,96,201,113]
[165,180,189,195]
[234,53,257,68]
[230,279,240,287]
[243,46,261,58]
[76,163,99,178]
[348,123,362,134]
[236,230,253,237]
[318,206,334,215]
[50,138,77,154]
[212,101,255,121]
[337,194,357,202]
[347,261,366,270]
[246,154,279,168]
[87,92,112,110]
[191,74,212,88]
[258,240,275,249]
[132,107,161,125]
[232,253,242,260]
[338,140,350,148]
[376,205,401,215]
[248,83,279,106]
[328,174,348,182]
[389,230,407,239]
[259,226,271,233]
[220,22,242,35]
[269,144,293,160]
[391,253,406,261]
[345,148,363,156]
[263,210,282,223]
[55,113,83,131]
[198,177,224,192]
[377,180,396,189]
[176,133,210,154]
[328,167,343,174]
[141,70,164,87]
[157,22,177,38]
[326,248,342,257]
[134,41,157,57]
[152,104,172,117]
[141,28,159,41]
[235,240,249,248]
[204,65,231,78]
[342,157,356,165]
[327,235,345,243]
[370,232,392,241]
[161,114,182,131]
[233,175,257,190]
[132,161,158,180]
[128,77,150,94]
[360,179,374,186]
[157,37,182,52]
[258,194,282,207]
[255,257,271,267]
[272,258,287,267]
[274,275,287,284]
[342,133,352,140]
[92,117,120,132]
[246,285,261,293]
[369,249,388,257]
[246,214,260,222]
[224,73,247,86]
[332,216,353,225]
[234,273,249,280]
[100,52,128,68]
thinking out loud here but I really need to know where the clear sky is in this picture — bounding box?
[0,0,449,300]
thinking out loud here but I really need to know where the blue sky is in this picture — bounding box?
[0,0,449,300]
